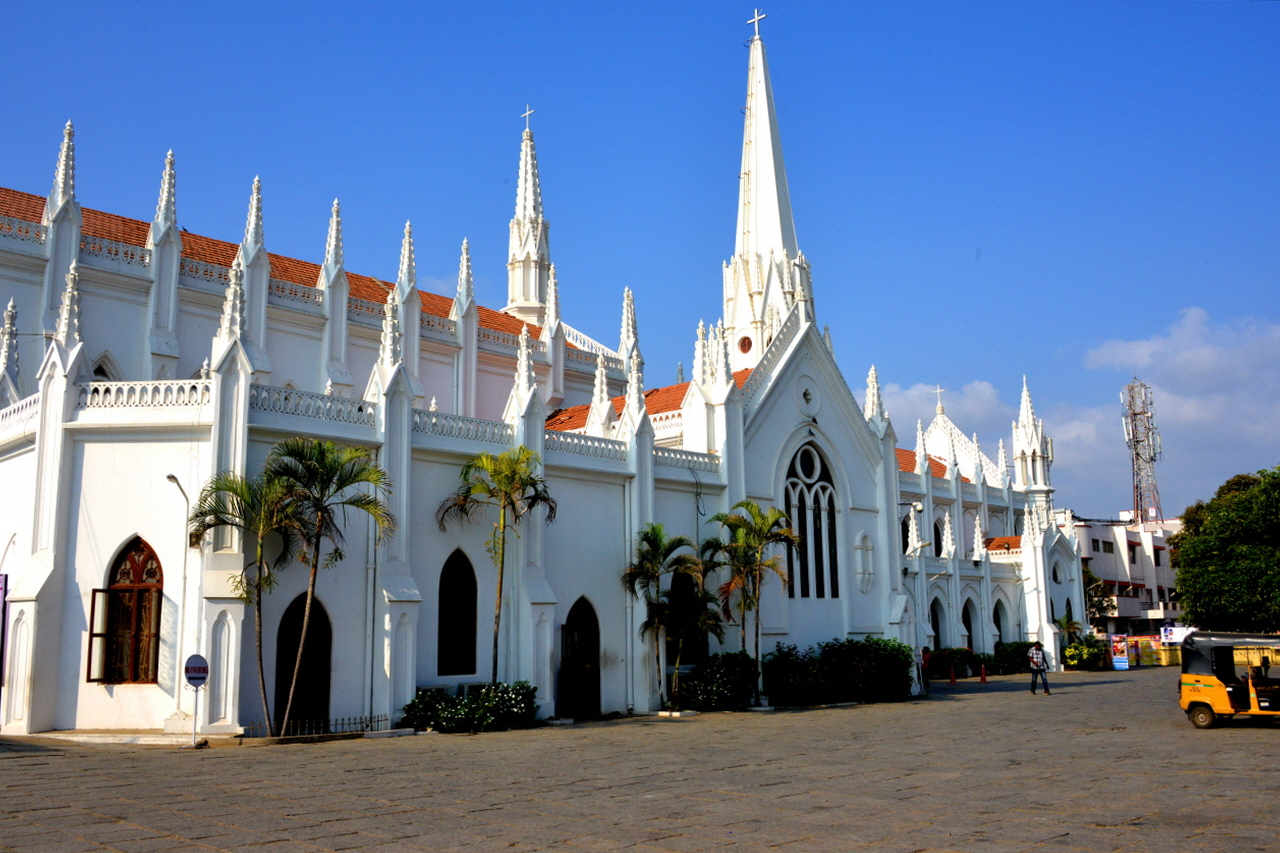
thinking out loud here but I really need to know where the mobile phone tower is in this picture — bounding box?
[1121,379,1163,523]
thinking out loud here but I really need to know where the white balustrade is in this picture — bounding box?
[543,430,629,461]
[0,216,47,246]
[268,278,323,307]
[0,392,40,432]
[649,409,683,436]
[179,257,230,288]
[560,323,620,359]
[347,295,386,325]
[412,409,512,444]
[80,235,151,267]
[421,314,457,338]
[248,384,376,425]
[653,446,720,473]
[478,326,547,354]
[77,380,212,409]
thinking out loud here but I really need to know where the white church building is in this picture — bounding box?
[0,24,1084,734]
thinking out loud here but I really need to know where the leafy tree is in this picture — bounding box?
[701,500,798,704]
[188,471,300,736]
[266,438,396,734]
[622,523,701,706]
[1082,564,1115,625]
[660,580,724,706]
[1171,466,1280,632]
[436,446,557,684]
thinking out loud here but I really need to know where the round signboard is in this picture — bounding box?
[184,654,209,688]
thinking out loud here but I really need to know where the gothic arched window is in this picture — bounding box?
[784,444,839,599]
[438,551,478,677]
[88,537,163,684]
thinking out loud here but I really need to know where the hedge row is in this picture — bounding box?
[400,681,539,733]
[763,637,915,707]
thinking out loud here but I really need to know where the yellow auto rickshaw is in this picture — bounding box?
[1179,632,1280,728]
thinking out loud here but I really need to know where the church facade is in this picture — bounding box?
[0,27,1083,735]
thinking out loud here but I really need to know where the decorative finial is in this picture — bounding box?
[51,120,76,205]
[218,261,246,339]
[397,221,416,295]
[456,238,474,309]
[55,260,81,346]
[379,288,402,365]
[864,364,884,422]
[934,385,945,415]
[325,379,334,395]
[325,199,344,268]
[429,396,438,412]
[244,176,264,247]
[1,298,19,384]
[155,150,176,226]
[546,263,560,327]
[748,8,766,38]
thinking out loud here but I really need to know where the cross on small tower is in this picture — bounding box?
[934,385,946,412]
[522,105,535,131]
[748,8,766,38]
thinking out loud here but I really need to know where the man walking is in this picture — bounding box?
[1028,641,1051,695]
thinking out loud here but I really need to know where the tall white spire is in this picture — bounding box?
[722,19,811,371]
[395,221,416,298]
[50,121,76,210]
[324,199,344,270]
[154,150,176,230]
[244,176,264,249]
[54,261,81,346]
[506,123,551,325]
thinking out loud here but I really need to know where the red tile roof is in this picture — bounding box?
[984,536,1021,552]
[0,186,554,340]
[545,368,752,432]
[894,447,972,483]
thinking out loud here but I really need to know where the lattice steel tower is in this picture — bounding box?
[1121,379,1163,522]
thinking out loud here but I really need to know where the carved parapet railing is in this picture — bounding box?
[653,447,720,473]
[649,409,683,436]
[740,303,801,410]
[961,482,978,497]
[248,384,377,425]
[268,278,323,308]
[80,235,151,268]
[560,323,619,359]
[77,380,212,409]
[421,313,457,340]
[347,295,386,326]
[0,392,40,433]
[0,216,47,248]
[563,346,625,373]
[543,430,629,461]
[478,326,548,354]
[179,257,231,289]
[412,409,512,444]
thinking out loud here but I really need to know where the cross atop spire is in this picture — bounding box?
[748,8,766,38]
[934,385,945,414]
[522,104,535,131]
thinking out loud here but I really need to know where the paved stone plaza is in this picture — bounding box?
[1,667,1275,853]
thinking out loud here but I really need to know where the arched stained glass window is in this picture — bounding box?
[784,444,839,599]
[88,537,163,684]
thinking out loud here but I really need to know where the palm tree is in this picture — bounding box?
[266,438,396,735]
[702,500,798,703]
[436,446,557,684]
[187,471,300,736]
[657,579,724,707]
[622,523,701,706]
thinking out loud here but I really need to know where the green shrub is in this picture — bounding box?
[763,637,915,707]
[992,641,1034,675]
[679,651,757,711]
[400,681,539,733]
[1063,642,1105,671]
[927,647,976,679]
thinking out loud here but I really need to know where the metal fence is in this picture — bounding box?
[241,714,390,739]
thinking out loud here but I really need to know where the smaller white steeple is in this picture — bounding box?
[864,364,885,422]
[324,199,344,271]
[379,290,401,366]
[54,261,81,346]
[545,263,561,333]
[585,352,615,437]
[454,238,474,316]
[619,288,641,369]
[941,512,955,558]
[153,150,177,232]
[395,221,416,299]
[914,419,928,477]
[506,123,552,325]
[998,438,1010,487]
[624,353,645,415]
[972,515,986,561]
[244,176,264,250]
[49,121,76,212]
[692,320,707,385]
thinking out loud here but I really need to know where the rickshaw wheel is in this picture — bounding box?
[1189,705,1217,729]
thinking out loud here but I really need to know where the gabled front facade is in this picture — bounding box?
[0,21,1083,735]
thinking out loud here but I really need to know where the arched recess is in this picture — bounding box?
[208,610,233,724]
[393,614,414,713]
[987,513,1005,538]
[783,443,840,599]
[932,520,945,558]
[437,550,477,677]
[855,532,874,595]
[992,597,1010,644]
[274,594,332,733]
[5,611,30,724]
[90,351,123,381]
[929,597,948,649]
[558,597,600,720]
[961,598,979,652]
[88,537,163,684]
[962,512,977,558]
[900,516,911,555]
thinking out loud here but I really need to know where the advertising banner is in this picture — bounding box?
[1110,634,1129,670]
[1135,636,1161,666]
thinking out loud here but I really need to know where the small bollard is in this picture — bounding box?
[980,664,988,684]
[949,666,957,686]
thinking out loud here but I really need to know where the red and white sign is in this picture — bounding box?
[184,654,209,688]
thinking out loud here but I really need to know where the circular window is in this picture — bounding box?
[738,336,752,354]
[797,446,820,483]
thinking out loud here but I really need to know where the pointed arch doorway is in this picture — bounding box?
[275,594,332,734]
[558,597,600,720]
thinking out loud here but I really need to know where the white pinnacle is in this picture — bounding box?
[1,298,18,382]
[864,365,884,421]
[51,120,75,207]
[244,177,264,248]
[379,289,401,365]
[516,324,536,393]
[545,263,560,328]
[325,199,343,269]
[456,238,473,307]
[155,150,176,227]
[396,221,416,297]
[218,262,246,339]
[914,419,928,476]
[55,260,81,346]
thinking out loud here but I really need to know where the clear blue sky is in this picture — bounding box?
[4,2,1278,518]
